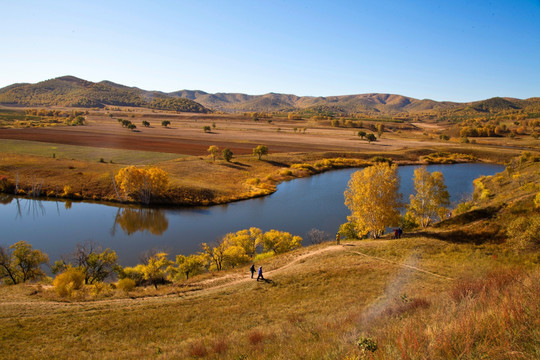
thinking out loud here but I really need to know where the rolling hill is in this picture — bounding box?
[0,76,210,113]
[1,76,539,117]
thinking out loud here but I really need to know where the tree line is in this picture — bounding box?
[0,227,303,296]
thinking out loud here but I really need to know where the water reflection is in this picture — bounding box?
[0,194,12,205]
[14,197,46,219]
[113,207,169,235]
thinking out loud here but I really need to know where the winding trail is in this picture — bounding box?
[0,242,453,318]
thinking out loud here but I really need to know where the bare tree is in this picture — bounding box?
[307,228,332,245]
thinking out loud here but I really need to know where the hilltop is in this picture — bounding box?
[0,76,210,113]
[2,76,540,117]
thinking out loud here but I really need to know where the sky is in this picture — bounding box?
[1,0,539,102]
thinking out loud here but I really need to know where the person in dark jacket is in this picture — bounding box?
[250,264,256,278]
[257,266,264,281]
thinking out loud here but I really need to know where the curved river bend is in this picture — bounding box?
[0,163,504,266]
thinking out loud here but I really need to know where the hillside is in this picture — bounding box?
[0,76,210,113]
[2,76,539,117]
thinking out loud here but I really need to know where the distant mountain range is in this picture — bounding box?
[1,76,539,116]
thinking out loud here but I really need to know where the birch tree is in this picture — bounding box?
[406,167,450,227]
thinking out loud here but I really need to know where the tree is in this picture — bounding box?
[377,123,385,138]
[261,230,302,254]
[307,228,331,245]
[406,167,450,227]
[203,125,211,133]
[253,145,269,160]
[115,166,169,204]
[161,120,171,127]
[223,227,262,259]
[172,254,206,280]
[201,241,227,271]
[357,131,366,139]
[0,241,48,284]
[142,120,150,127]
[53,241,119,284]
[366,133,377,143]
[222,148,233,162]
[127,123,137,131]
[142,252,172,289]
[208,145,219,161]
[344,163,402,238]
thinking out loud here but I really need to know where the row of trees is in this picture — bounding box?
[1,226,303,292]
[343,163,450,238]
[206,145,269,161]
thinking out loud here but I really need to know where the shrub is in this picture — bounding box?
[117,264,146,286]
[53,267,85,298]
[506,214,540,251]
[211,338,228,355]
[248,330,265,346]
[117,278,136,293]
[62,185,73,197]
[90,282,112,297]
[188,341,208,357]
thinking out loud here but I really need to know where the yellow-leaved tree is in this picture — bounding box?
[114,166,168,204]
[170,254,207,280]
[406,167,450,227]
[142,252,172,289]
[207,145,219,161]
[261,229,302,254]
[223,227,262,259]
[344,163,402,238]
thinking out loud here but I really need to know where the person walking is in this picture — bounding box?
[257,266,264,281]
[250,264,256,279]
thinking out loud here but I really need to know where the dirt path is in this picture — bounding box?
[348,249,454,280]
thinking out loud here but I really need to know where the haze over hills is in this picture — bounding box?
[1,76,539,117]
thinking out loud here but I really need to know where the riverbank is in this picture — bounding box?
[0,144,522,207]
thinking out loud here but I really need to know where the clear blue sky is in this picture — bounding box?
[1,0,539,102]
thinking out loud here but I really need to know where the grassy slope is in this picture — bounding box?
[0,160,538,359]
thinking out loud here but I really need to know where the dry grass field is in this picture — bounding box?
[0,236,538,360]
[0,106,532,205]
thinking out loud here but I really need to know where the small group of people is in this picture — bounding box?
[250,264,264,281]
[393,227,403,239]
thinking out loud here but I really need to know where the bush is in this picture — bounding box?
[506,214,540,251]
[117,264,146,286]
[117,278,136,293]
[53,267,85,298]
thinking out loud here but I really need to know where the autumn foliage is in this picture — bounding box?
[115,166,169,204]
[344,163,402,238]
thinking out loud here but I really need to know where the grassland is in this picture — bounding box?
[0,139,184,165]
[0,238,537,359]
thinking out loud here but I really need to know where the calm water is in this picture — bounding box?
[0,163,503,266]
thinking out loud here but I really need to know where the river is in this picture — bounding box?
[0,163,504,265]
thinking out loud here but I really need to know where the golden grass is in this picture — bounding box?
[1,237,538,359]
